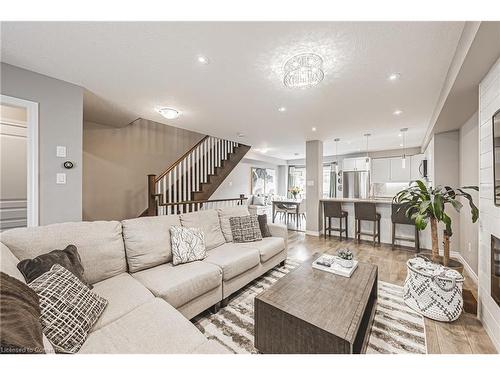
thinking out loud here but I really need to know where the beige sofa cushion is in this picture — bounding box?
[80,299,208,354]
[132,261,222,308]
[0,242,25,282]
[180,209,225,250]
[122,215,181,272]
[217,206,250,242]
[0,221,126,284]
[239,237,285,263]
[204,243,260,281]
[91,273,154,332]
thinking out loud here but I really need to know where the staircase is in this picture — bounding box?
[145,135,250,216]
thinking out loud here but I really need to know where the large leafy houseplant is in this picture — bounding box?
[394,180,478,266]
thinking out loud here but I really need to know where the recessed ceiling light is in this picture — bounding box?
[197,55,210,64]
[393,110,403,116]
[398,133,402,137]
[388,73,401,81]
[311,127,317,132]
[278,106,286,112]
[156,107,180,120]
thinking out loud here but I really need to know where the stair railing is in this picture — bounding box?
[147,135,241,216]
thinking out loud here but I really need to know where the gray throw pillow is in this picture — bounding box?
[257,214,272,238]
[170,226,206,266]
[17,245,92,289]
[229,215,263,243]
[29,264,107,353]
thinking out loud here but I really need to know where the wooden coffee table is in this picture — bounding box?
[254,256,378,354]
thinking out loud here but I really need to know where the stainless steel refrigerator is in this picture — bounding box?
[342,171,370,199]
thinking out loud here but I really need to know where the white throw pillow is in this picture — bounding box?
[170,226,206,266]
[253,196,266,206]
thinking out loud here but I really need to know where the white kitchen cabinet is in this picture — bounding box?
[343,157,370,171]
[390,157,411,182]
[410,154,425,180]
[371,158,391,183]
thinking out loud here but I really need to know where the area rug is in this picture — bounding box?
[192,259,427,354]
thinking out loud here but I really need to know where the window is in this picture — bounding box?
[288,166,306,198]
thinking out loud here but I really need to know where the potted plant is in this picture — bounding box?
[394,180,478,268]
[336,248,354,268]
[289,186,302,199]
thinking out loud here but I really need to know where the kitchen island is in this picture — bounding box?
[320,198,431,250]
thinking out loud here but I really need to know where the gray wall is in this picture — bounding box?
[83,119,204,221]
[459,112,479,275]
[1,63,83,225]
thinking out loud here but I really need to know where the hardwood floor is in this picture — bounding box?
[286,230,497,354]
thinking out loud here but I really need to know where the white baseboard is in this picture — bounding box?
[450,251,478,285]
[305,230,320,237]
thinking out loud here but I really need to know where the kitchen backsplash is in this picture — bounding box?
[372,182,410,198]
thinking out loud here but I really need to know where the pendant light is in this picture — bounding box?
[364,133,371,170]
[334,138,340,174]
[400,128,408,169]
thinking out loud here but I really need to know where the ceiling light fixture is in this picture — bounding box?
[283,53,324,89]
[334,138,340,174]
[388,73,401,81]
[311,127,317,132]
[400,128,408,168]
[393,109,403,116]
[278,106,286,112]
[156,107,180,120]
[364,133,371,170]
[197,55,210,64]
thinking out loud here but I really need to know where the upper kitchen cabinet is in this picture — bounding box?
[410,154,426,180]
[390,157,411,182]
[371,158,391,183]
[343,157,370,171]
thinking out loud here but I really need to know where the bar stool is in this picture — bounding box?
[354,202,381,246]
[391,203,420,252]
[323,201,348,240]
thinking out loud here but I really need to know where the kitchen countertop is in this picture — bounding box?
[320,197,394,204]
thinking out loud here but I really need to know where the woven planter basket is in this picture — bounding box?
[403,255,464,322]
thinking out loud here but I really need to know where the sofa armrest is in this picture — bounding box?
[267,223,288,251]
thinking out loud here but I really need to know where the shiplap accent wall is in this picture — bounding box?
[478,56,500,352]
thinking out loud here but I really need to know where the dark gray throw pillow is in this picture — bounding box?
[257,214,272,238]
[229,215,263,243]
[17,245,92,289]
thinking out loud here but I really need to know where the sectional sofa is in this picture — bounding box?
[0,206,288,354]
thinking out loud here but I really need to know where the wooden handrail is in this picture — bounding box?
[155,135,210,182]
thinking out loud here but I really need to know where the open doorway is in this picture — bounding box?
[0,95,38,230]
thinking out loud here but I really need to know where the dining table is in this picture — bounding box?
[271,199,302,228]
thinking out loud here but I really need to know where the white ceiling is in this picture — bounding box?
[0,22,465,160]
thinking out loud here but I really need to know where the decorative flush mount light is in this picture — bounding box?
[278,106,286,112]
[283,53,324,89]
[157,107,180,120]
[197,55,210,64]
[388,73,401,81]
[400,128,408,168]
[393,110,403,116]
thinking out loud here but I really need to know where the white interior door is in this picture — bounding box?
[0,95,38,230]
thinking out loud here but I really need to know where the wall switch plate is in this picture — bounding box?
[56,173,66,184]
[56,146,67,158]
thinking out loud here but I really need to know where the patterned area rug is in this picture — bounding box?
[192,259,427,354]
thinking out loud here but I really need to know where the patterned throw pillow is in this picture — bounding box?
[28,264,107,353]
[229,215,263,243]
[257,214,272,238]
[170,226,206,266]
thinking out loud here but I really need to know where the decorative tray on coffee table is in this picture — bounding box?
[312,254,358,277]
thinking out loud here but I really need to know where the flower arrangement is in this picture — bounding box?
[289,186,302,198]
